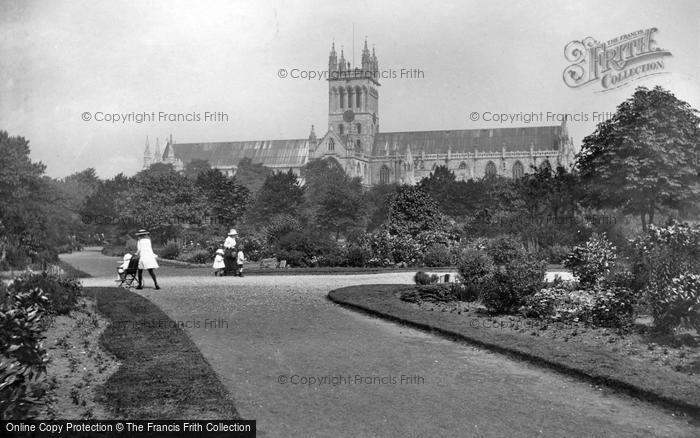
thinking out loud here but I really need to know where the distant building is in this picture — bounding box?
[142,40,577,185]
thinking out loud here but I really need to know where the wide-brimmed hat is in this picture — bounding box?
[135,229,150,236]
[123,253,132,260]
[216,248,224,255]
[227,229,238,236]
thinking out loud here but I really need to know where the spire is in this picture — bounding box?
[154,137,161,162]
[144,136,151,155]
[329,41,338,72]
[339,46,346,72]
[309,124,317,142]
[142,137,152,169]
[361,37,371,71]
[371,45,378,72]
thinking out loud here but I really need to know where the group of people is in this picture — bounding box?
[213,228,245,276]
[116,227,246,290]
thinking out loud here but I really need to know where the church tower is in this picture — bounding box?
[328,39,379,155]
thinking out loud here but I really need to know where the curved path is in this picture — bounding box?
[63,249,698,437]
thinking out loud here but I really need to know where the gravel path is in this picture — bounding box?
[63,249,698,437]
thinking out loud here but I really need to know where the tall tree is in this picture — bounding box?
[246,170,304,225]
[387,185,441,237]
[316,178,366,239]
[183,159,211,180]
[196,169,251,228]
[235,157,273,195]
[577,86,700,229]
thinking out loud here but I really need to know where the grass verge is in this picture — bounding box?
[328,284,700,419]
[84,287,240,419]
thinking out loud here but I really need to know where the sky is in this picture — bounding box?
[1,0,698,178]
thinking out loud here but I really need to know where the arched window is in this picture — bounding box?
[512,161,524,179]
[458,161,467,170]
[355,139,361,150]
[356,162,361,174]
[356,123,362,134]
[380,165,390,184]
[356,88,361,107]
[485,161,497,178]
[339,124,344,135]
[339,90,345,109]
[328,138,335,151]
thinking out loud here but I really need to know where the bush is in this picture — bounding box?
[414,271,440,285]
[654,274,700,333]
[182,250,210,264]
[346,246,367,267]
[400,284,456,303]
[159,241,180,260]
[589,285,636,330]
[275,249,307,267]
[1,283,50,419]
[9,273,82,316]
[481,256,546,314]
[545,244,572,264]
[631,221,700,332]
[486,235,526,265]
[422,244,452,267]
[456,249,495,295]
[564,233,617,287]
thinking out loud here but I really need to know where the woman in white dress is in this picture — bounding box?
[135,229,160,289]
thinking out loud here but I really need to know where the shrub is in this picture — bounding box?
[346,246,367,267]
[1,283,49,419]
[589,285,636,330]
[182,250,210,264]
[159,241,180,260]
[631,221,700,331]
[414,271,433,285]
[545,244,572,264]
[9,273,82,315]
[456,249,495,302]
[399,284,456,303]
[481,256,546,314]
[654,274,700,333]
[276,249,307,267]
[422,244,452,267]
[486,235,526,265]
[564,233,617,287]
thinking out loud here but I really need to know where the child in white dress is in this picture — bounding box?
[213,248,225,276]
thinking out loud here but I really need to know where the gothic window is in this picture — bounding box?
[356,88,361,107]
[357,163,361,174]
[328,138,335,151]
[380,165,390,184]
[485,161,497,178]
[356,139,361,150]
[339,90,345,109]
[458,161,467,170]
[512,161,524,179]
[356,123,362,134]
[339,124,344,135]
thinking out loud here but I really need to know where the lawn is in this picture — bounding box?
[84,287,241,419]
[328,284,700,419]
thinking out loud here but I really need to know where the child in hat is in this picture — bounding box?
[213,248,225,276]
[117,253,132,280]
[235,245,246,277]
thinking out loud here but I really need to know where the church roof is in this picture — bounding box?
[168,139,309,167]
[371,126,566,156]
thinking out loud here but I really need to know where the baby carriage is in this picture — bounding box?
[115,255,140,288]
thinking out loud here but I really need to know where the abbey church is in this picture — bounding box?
[142,40,577,185]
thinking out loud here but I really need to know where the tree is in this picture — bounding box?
[246,170,304,225]
[183,159,211,179]
[235,157,272,195]
[577,86,700,230]
[119,168,207,242]
[196,169,251,228]
[317,178,366,239]
[387,186,441,237]
[364,183,398,231]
